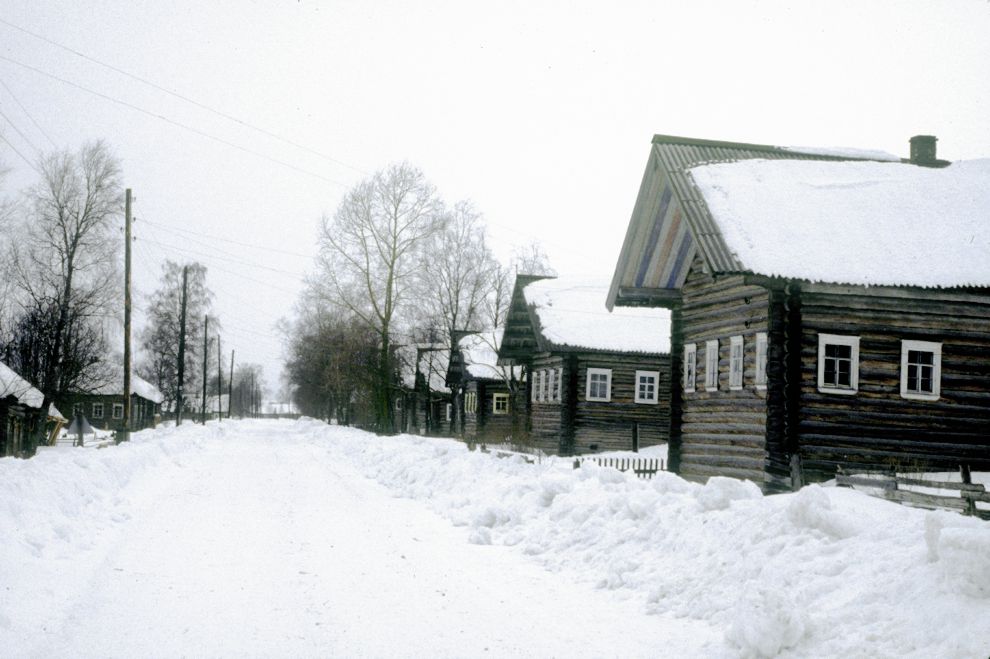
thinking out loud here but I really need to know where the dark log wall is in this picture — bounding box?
[462,380,518,443]
[528,354,567,454]
[678,255,771,484]
[796,288,990,479]
[571,352,671,454]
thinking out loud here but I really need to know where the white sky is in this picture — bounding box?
[1,0,989,392]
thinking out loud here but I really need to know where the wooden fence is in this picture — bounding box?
[836,466,990,519]
[573,456,666,479]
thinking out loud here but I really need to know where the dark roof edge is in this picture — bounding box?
[652,133,893,162]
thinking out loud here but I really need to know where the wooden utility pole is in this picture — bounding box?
[250,370,256,417]
[201,316,209,425]
[228,350,235,419]
[216,335,222,422]
[122,188,132,440]
[176,265,189,426]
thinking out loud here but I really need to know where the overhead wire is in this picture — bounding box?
[0,76,57,148]
[0,17,368,176]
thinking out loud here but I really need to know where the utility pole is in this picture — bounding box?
[228,350,234,419]
[250,370,256,417]
[216,335,222,422]
[176,265,189,426]
[122,188,132,441]
[201,316,209,425]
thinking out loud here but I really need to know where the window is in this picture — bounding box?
[539,369,547,402]
[73,403,84,417]
[683,343,697,393]
[729,336,744,390]
[901,340,941,401]
[755,333,768,389]
[445,403,452,421]
[635,370,660,404]
[493,393,509,415]
[92,402,104,419]
[547,369,556,403]
[465,392,477,413]
[586,368,612,402]
[817,334,860,394]
[112,403,124,419]
[705,340,719,391]
[530,373,538,402]
[555,367,562,402]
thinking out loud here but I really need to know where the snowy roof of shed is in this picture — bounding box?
[84,369,165,404]
[454,329,521,382]
[687,158,990,288]
[0,361,45,409]
[522,278,670,354]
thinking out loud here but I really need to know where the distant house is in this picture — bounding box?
[1,361,65,457]
[446,329,524,443]
[608,133,990,490]
[398,344,451,436]
[498,276,672,455]
[59,369,164,432]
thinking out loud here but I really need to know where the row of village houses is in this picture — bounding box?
[400,133,990,492]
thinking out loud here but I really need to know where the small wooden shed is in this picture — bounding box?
[0,361,64,457]
[608,133,990,490]
[498,276,672,455]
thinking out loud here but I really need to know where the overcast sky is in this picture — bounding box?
[2,0,989,394]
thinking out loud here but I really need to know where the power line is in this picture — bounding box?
[0,105,41,156]
[0,128,39,174]
[140,218,314,259]
[0,53,350,187]
[0,16,368,177]
[0,77,57,148]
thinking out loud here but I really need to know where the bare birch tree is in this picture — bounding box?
[317,163,445,433]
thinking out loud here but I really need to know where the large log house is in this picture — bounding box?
[608,134,990,490]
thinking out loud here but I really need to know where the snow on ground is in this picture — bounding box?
[2,419,989,658]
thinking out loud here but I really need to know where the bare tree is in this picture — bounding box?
[316,162,445,433]
[138,261,214,414]
[8,141,122,451]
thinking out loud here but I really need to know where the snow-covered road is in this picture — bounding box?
[5,420,715,657]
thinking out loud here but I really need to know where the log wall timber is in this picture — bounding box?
[678,255,770,485]
[796,289,990,479]
[528,354,567,454]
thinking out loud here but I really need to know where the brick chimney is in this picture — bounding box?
[909,135,938,165]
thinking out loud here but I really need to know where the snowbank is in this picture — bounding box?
[312,425,990,658]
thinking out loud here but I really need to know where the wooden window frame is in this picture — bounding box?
[547,368,556,404]
[755,332,768,390]
[705,340,719,392]
[634,370,660,404]
[530,373,538,402]
[492,392,509,415]
[817,333,860,395]
[729,335,744,391]
[92,402,104,419]
[900,340,941,401]
[585,367,612,402]
[555,367,562,402]
[112,403,124,419]
[683,343,697,393]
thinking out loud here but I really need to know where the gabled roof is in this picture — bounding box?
[607,134,908,308]
[0,361,64,420]
[81,369,165,404]
[500,276,670,363]
[446,329,518,386]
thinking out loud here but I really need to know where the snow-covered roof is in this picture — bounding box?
[523,278,671,354]
[458,330,519,381]
[688,158,990,288]
[85,369,165,404]
[0,361,45,409]
[779,145,901,162]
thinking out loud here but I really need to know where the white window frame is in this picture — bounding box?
[493,392,509,415]
[635,370,660,404]
[445,403,452,421]
[585,367,612,402]
[900,340,941,401]
[530,373,538,402]
[705,340,719,392]
[555,367,562,402]
[466,391,477,414]
[817,334,860,395]
[547,368,556,404]
[92,402,104,419]
[683,343,697,393]
[755,332,768,390]
[540,369,548,402]
[729,335,744,391]
[112,403,124,419]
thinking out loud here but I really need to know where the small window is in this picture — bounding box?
[635,370,660,404]
[530,373,538,402]
[755,333,768,389]
[445,403,452,421]
[901,340,941,401]
[493,393,509,415]
[73,403,84,416]
[465,392,477,413]
[539,369,547,402]
[547,369,556,403]
[92,402,104,419]
[555,367,562,402]
[729,336,744,390]
[586,368,612,402]
[705,340,719,392]
[683,343,697,393]
[112,403,124,419]
[817,334,860,395]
